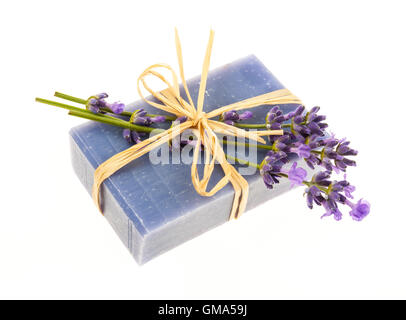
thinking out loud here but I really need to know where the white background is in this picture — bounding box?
[0,0,405,299]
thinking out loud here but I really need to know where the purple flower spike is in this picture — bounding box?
[285,162,307,188]
[130,109,166,126]
[308,121,324,136]
[122,129,132,144]
[266,106,288,142]
[131,130,142,144]
[122,128,142,144]
[87,98,100,113]
[259,151,287,189]
[289,143,311,158]
[337,140,358,156]
[347,199,370,221]
[343,183,356,199]
[222,110,253,125]
[306,186,325,209]
[134,116,150,125]
[151,116,166,123]
[171,116,188,128]
[223,110,240,122]
[314,171,331,187]
[88,98,97,105]
[321,200,343,221]
[86,93,126,115]
[258,104,367,222]
[239,111,253,120]
[109,102,125,114]
[96,93,108,99]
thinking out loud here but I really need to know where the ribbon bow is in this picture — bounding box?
[92,30,302,220]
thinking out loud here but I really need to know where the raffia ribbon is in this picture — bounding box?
[92,30,302,220]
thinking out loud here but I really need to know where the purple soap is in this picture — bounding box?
[70,55,301,264]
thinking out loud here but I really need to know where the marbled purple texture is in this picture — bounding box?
[70,55,300,264]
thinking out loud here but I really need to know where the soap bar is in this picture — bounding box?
[70,55,300,264]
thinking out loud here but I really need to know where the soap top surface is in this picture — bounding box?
[70,55,298,235]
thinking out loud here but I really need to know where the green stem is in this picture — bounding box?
[234,123,267,129]
[234,123,291,129]
[273,170,329,192]
[54,92,177,121]
[36,98,87,113]
[221,140,274,151]
[225,155,261,169]
[99,107,133,117]
[99,107,176,121]
[297,178,329,192]
[54,92,87,104]
[68,110,163,134]
[149,114,176,121]
[36,97,162,134]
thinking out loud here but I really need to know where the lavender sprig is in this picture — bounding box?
[304,171,370,221]
[219,110,253,126]
[123,109,166,144]
[86,93,125,114]
[37,92,369,221]
[257,104,369,221]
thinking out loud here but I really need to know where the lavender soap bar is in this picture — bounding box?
[70,55,300,264]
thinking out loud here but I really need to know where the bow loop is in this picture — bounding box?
[137,63,195,118]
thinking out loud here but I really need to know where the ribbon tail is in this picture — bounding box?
[174,28,196,112]
[192,122,250,220]
[190,129,231,197]
[195,30,215,115]
[211,144,249,220]
[229,167,249,220]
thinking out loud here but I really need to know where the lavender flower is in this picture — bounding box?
[304,153,321,170]
[95,93,108,99]
[289,142,311,158]
[265,106,288,140]
[347,199,370,221]
[221,110,253,125]
[259,151,287,189]
[109,102,125,114]
[284,105,305,121]
[130,109,166,126]
[321,200,343,221]
[271,135,290,153]
[87,98,101,113]
[266,105,329,165]
[123,109,166,145]
[314,171,332,187]
[308,181,346,221]
[319,138,358,173]
[122,128,142,144]
[343,181,356,198]
[258,104,367,221]
[306,186,325,209]
[303,172,369,221]
[284,162,307,188]
[86,93,125,115]
[172,116,188,126]
[337,139,358,156]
